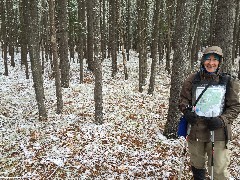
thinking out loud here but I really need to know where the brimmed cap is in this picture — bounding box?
[203,46,223,57]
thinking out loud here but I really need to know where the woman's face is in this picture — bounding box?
[203,54,220,73]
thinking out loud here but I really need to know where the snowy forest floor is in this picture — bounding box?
[0,51,239,179]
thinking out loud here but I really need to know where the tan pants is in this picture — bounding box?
[188,140,230,180]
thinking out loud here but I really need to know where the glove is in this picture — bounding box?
[206,117,223,131]
[184,109,198,125]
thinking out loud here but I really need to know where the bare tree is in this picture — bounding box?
[100,0,107,59]
[158,6,165,65]
[187,0,204,68]
[126,0,132,62]
[68,0,76,62]
[1,0,8,76]
[164,0,192,138]
[148,0,161,95]
[58,0,70,88]
[137,0,148,93]
[119,0,128,80]
[209,0,217,46]
[39,0,50,74]
[87,0,95,71]
[20,0,29,79]
[6,0,15,67]
[49,0,63,114]
[213,0,235,74]
[77,0,86,83]
[28,0,47,121]
[93,0,103,124]
[165,0,175,74]
[109,0,118,77]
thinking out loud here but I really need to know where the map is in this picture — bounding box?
[195,85,226,117]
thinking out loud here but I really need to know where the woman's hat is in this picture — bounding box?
[203,46,223,57]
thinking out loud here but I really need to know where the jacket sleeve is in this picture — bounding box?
[220,78,240,124]
[179,73,196,113]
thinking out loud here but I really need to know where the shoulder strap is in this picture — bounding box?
[193,80,213,107]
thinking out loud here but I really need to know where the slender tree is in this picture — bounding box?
[119,0,128,80]
[137,0,148,92]
[165,0,175,74]
[6,0,15,67]
[188,0,204,69]
[40,0,49,74]
[148,0,161,95]
[58,0,70,88]
[49,0,63,114]
[1,0,8,76]
[77,0,85,83]
[158,6,164,65]
[93,0,103,124]
[28,0,47,121]
[209,0,217,46]
[193,11,204,63]
[109,0,118,77]
[20,0,29,79]
[68,0,77,62]
[100,0,107,59]
[126,0,131,61]
[87,0,95,71]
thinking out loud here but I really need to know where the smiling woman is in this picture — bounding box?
[201,46,223,74]
[203,54,220,73]
[179,46,240,180]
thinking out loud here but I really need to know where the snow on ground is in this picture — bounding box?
[0,51,239,179]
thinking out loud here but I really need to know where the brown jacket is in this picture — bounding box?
[179,72,240,142]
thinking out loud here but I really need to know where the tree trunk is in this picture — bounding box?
[158,5,164,65]
[93,0,103,124]
[148,0,160,95]
[100,0,107,59]
[137,0,148,93]
[119,1,128,80]
[77,0,85,84]
[194,23,202,62]
[1,0,8,76]
[188,0,204,69]
[20,0,29,79]
[49,0,63,114]
[238,24,240,58]
[109,0,118,77]
[209,0,217,46]
[213,0,235,74]
[40,0,49,74]
[29,0,47,121]
[126,0,131,61]
[87,0,95,71]
[68,0,75,62]
[58,0,70,88]
[164,0,192,138]
[6,0,15,67]
[165,0,175,74]
[232,0,240,62]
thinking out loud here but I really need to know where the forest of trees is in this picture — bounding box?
[1,0,240,138]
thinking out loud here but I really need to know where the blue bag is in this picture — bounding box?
[177,116,188,137]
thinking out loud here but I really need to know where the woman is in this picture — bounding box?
[179,46,240,179]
